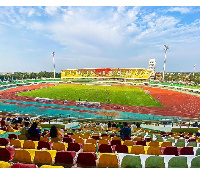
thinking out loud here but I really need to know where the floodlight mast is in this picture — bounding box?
[52,52,55,79]
[193,64,196,76]
[163,45,169,81]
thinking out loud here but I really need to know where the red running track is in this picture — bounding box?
[0,84,199,118]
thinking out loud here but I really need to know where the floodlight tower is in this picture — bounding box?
[163,45,169,81]
[193,64,196,76]
[52,52,55,79]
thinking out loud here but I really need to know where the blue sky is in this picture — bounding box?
[0,6,200,73]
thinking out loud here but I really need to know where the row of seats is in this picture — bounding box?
[1,148,200,168]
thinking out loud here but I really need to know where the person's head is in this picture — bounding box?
[123,122,128,127]
[24,121,29,127]
[30,122,38,129]
[50,125,57,138]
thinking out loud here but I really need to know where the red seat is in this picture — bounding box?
[110,134,115,138]
[0,147,15,161]
[110,140,121,146]
[0,138,10,146]
[55,151,76,165]
[64,134,70,138]
[67,133,74,135]
[37,141,52,150]
[11,163,37,168]
[63,137,73,143]
[145,137,152,142]
[92,136,100,140]
[123,137,131,141]
[179,147,194,155]
[77,152,96,167]
[98,144,112,153]
[8,134,18,139]
[135,141,146,146]
[114,145,128,153]
[28,137,39,141]
[162,146,178,156]
[101,134,108,137]
[67,143,82,152]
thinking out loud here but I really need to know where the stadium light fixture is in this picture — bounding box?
[163,45,169,81]
[193,64,196,76]
[52,52,55,79]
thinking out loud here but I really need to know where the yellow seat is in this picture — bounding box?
[147,146,162,156]
[99,139,109,145]
[24,149,36,161]
[123,140,134,146]
[13,149,33,163]
[23,140,38,149]
[161,141,172,147]
[40,165,64,168]
[130,145,145,155]
[74,138,84,145]
[148,141,159,147]
[10,139,23,148]
[98,153,118,168]
[0,161,10,168]
[52,142,67,151]
[86,139,97,145]
[34,150,56,165]
[83,143,96,152]
[0,130,6,134]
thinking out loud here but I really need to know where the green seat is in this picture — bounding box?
[155,138,163,142]
[195,148,200,156]
[168,157,188,168]
[145,156,165,168]
[175,142,185,147]
[166,138,175,143]
[177,139,185,143]
[121,155,142,168]
[191,157,200,168]
[187,142,197,147]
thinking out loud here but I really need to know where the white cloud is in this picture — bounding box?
[45,6,60,16]
[168,7,191,14]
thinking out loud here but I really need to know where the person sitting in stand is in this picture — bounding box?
[28,122,41,140]
[20,121,30,140]
[0,117,5,127]
[120,122,131,139]
[45,125,62,142]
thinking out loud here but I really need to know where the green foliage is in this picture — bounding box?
[17,84,164,107]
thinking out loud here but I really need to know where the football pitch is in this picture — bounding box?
[17,84,164,107]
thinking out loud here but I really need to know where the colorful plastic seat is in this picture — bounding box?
[10,139,23,148]
[98,139,109,145]
[135,141,146,146]
[114,145,128,153]
[52,142,66,151]
[23,140,37,149]
[86,139,96,145]
[179,147,194,155]
[74,138,84,145]
[54,151,76,166]
[77,152,96,167]
[0,161,10,168]
[145,156,165,168]
[67,143,82,152]
[148,141,159,147]
[98,144,112,153]
[110,140,121,146]
[161,141,172,147]
[123,140,134,146]
[0,147,15,161]
[8,134,18,139]
[40,165,64,168]
[147,146,162,156]
[130,145,145,155]
[98,154,118,168]
[162,146,178,156]
[63,137,73,143]
[13,149,33,163]
[191,157,200,168]
[83,143,96,152]
[34,150,55,165]
[0,138,10,146]
[37,141,52,150]
[121,155,142,168]
[168,156,188,168]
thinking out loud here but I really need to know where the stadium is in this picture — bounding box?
[0,56,200,169]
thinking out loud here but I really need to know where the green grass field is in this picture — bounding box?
[17,84,164,107]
